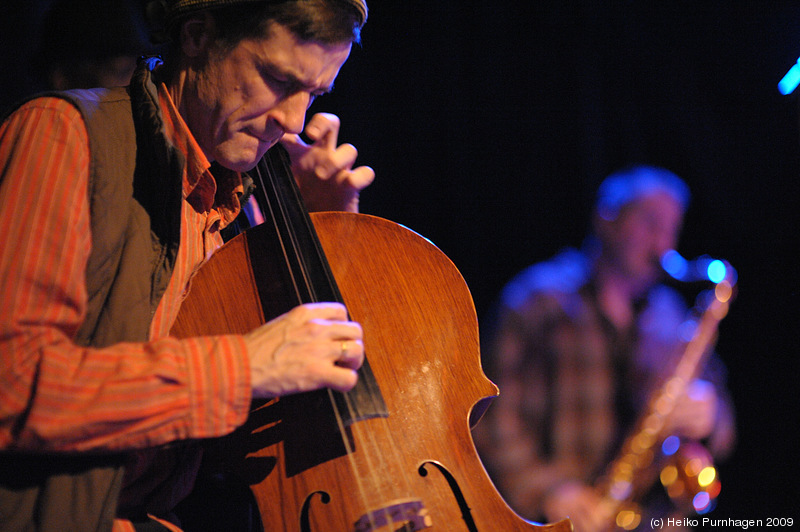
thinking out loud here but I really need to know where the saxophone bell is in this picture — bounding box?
[659,439,721,516]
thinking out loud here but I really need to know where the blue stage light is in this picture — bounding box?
[707,259,727,284]
[778,59,800,95]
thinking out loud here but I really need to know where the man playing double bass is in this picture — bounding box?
[0,1,372,530]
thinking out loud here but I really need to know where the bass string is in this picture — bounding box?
[253,157,387,529]
[252,153,419,530]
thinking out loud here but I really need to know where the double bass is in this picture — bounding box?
[171,146,572,532]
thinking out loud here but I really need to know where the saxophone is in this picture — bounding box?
[595,252,737,531]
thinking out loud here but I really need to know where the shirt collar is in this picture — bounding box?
[156,83,244,228]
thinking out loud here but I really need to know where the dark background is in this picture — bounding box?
[3,0,798,523]
[335,3,800,520]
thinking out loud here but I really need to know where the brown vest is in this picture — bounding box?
[0,65,184,532]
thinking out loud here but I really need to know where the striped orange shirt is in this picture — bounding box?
[0,87,253,530]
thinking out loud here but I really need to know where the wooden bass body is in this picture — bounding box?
[172,211,570,532]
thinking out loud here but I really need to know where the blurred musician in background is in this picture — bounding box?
[474,165,736,531]
[32,0,154,91]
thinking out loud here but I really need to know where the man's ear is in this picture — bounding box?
[592,210,616,243]
[180,11,215,58]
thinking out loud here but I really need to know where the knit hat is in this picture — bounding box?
[146,0,367,41]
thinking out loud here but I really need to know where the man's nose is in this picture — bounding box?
[273,92,311,135]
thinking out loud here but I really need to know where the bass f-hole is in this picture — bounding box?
[171,146,571,532]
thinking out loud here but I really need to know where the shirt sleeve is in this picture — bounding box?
[0,98,251,453]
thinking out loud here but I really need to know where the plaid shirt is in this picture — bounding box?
[474,248,735,522]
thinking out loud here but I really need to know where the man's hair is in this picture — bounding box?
[594,165,690,221]
[155,0,366,46]
[212,1,364,48]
